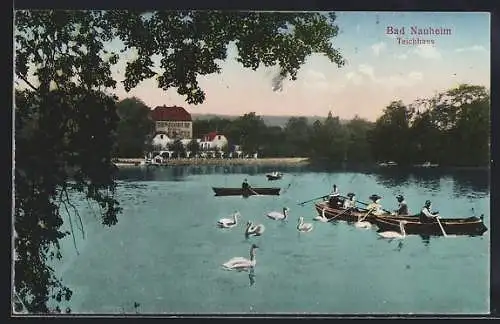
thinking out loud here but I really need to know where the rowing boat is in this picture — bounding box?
[266,172,283,181]
[371,215,487,236]
[212,187,281,197]
[314,201,401,222]
[313,201,487,236]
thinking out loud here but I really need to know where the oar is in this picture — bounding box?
[248,187,262,197]
[360,208,375,222]
[353,199,392,215]
[340,195,368,206]
[298,195,328,206]
[328,207,352,222]
[435,216,448,237]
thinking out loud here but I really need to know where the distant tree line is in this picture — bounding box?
[114,83,489,167]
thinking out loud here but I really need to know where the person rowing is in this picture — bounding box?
[242,178,255,196]
[392,195,409,216]
[366,194,385,216]
[419,200,439,223]
[328,184,342,208]
[242,178,250,191]
[343,192,357,210]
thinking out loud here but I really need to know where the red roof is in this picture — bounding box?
[151,105,192,121]
[204,131,220,141]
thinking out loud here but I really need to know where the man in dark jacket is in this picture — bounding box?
[394,195,409,215]
[419,200,439,223]
[242,178,250,190]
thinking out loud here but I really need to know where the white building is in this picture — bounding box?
[199,131,228,150]
[152,132,173,149]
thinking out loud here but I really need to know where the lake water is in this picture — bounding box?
[53,165,490,315]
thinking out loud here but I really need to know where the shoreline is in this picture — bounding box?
[114,157,311,167]
[113,158,489,171]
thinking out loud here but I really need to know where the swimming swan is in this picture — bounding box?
[354,213,372,229]
[313,208,329,222]
[245,221,265,237]
[378,220,407,239]
[222,244,258,271]
[217,211,240,228]
[297,216,314,232]
[267,207,289,221]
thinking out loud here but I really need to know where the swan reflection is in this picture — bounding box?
[248,267,256,286]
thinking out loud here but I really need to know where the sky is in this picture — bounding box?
[19,11,491,122]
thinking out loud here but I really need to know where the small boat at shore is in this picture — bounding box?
[266,172,283,181]
[313,201,487,236]
[139,158,161,167]
[378,161,398,167]
[212,187,281,197]
[413,161,439,168]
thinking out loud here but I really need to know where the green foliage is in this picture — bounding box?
[192,117,232,139]
[369,84,490,166]
[223,113,268,154]
[344,116,375,164]
[105,10,345,104]
[192,112,375,165]
[190,83,489,168]
[15,9,346,313]
[283,117,312,157]
[168,138,186,158]
[186,139,200,155]
[15,88,121,313]
[114,97,154,157]
[370,101,414,165]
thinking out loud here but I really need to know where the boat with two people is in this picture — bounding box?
[266,171,283,181]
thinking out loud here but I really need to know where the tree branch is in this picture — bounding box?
[63,187,85,239]
[58,190,79,255]
[18,74,39,92]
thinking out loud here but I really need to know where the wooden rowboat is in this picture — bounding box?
[212,187,281,197]
[314,201,399,222]
[371,215,487,236]
[314,201,487,236]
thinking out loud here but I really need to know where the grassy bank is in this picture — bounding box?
[114,157,310,167]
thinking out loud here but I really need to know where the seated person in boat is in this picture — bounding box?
[343,193,357,210]
[419,200,439,223]
[393,195,409,215]
[242,178,251,191]
[328,184,342,208]
[366,194,385,215]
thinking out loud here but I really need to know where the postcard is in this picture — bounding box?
[13,10,490,316]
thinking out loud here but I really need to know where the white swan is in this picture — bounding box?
[297,216,314,233]
[217,211,240,228]
[245,221,265,237]
[378,220,407,239]
[267,207,289,221]
[354,213,372,229]
[222,244,258,271]
[313,208,329,222]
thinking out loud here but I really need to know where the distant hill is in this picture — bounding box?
[191,113,331,128]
